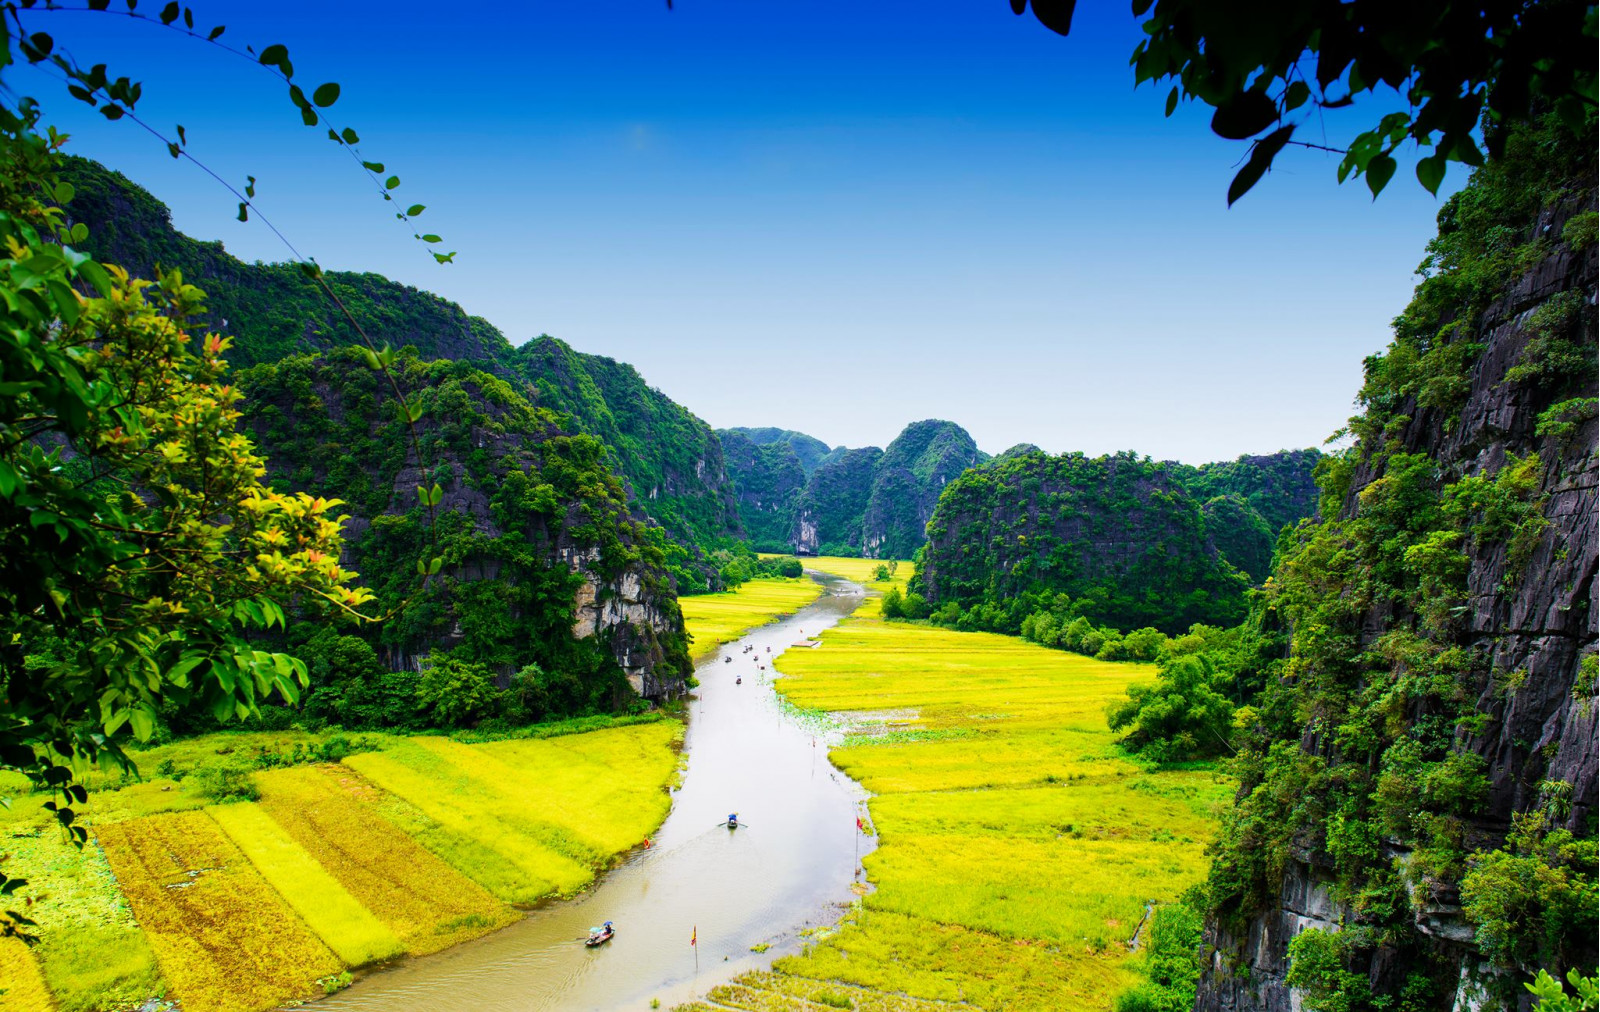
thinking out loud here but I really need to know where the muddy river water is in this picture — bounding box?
[318,573,873,1011]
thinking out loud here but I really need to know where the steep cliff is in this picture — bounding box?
[792,446,883,555]
[915,450,1257,632]
[862,419,988,559]
[718,429,808,551]
[240,350,692,702]
[1197,116,1597,1010]
[724,419,986,557]
[512,335,744,554]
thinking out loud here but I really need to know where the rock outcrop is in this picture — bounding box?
[1196,128,1597,1011]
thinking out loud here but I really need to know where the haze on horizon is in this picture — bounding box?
[32,0,1459,464]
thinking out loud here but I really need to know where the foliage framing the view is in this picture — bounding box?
[1011,0,1598,203]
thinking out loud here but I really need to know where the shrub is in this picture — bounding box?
[188,760,260,803]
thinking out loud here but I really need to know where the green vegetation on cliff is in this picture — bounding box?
[232,348,691,733]
[916,450,1256,633]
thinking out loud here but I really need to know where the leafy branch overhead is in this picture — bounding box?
[1011,0,1598,203]
[8,0,454,263]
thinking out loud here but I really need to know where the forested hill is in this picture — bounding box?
[723,427,837,473]
[913,448,1321,631]
[512,336,743,553]
[58,158,743,559]
[719,419,987,557]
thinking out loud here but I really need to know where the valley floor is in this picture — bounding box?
[680,576,825,660]
[0,573,829,1012]
[679,559,1230,1011]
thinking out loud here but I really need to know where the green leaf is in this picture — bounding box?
[101,104,125,121]
[406,204,425,217]
[1210,90,1277,140]
[53,180,74,203]
[416,557,427,575]
[341,127,359,144]
[288,84,310,110]
[1284,81,1310,112]
[259,43,288,68]
[159,1,179,24]
[1365,153,1397,198]
[385,175,401,190]
[1227,125,1294,206]
[420,234,442,243]
[1164,86,1178,117]
[1415,154,1446,196]
[427,556,443,575]
[70,222,89,243]
[312,82,340,107]
[208,24,225,40]
[361,160,385,173]
[236,202,248,222]
[128,704,154,741]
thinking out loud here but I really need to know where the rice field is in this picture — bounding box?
[681,577,824,657]
[8,716,683,1012]
[96,811,343,1012]
[690,589,1229,1011]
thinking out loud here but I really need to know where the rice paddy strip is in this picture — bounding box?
[792,556,913,588]
[207,802,405,967]
[345,743,592,903]
[471,720,680,855]
[95,811,342,1012]
[1,830,163,1012]
[0,935,55,1011]
[681,577,823,657]
[252,764,514,954]
[747,598,1228,1010]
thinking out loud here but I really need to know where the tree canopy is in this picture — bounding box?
[1011,0,1598,202]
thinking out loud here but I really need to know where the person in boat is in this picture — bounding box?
[727,812,739,827]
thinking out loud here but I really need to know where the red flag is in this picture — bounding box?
[856,816,865,832]
[691,925,697,946]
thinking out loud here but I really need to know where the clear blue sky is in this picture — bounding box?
[23,0,1460,463]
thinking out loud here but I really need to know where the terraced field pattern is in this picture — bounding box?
[0,569,837,1012]
[0,720,681,1012]
[690,557,1231,1011]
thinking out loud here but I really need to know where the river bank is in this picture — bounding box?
[679,558,1230,1011]
[319,571,875,1010]
[0,571,836,1012]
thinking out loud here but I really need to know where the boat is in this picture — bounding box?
[736,675,742,684]
[726,813,740,829]
[585,921,615,947]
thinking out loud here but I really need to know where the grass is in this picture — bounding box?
[681,577,823,658]
[688,590,1229,1011]
[208,802,405,967]
[95,811,342,1012]
[0,829,163,1012]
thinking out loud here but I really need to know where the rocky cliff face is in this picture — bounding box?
[718,429,808,549]
[791,446,884,555]
[1196,125,1597,1010]
[862,419,987,559]
[241,352,692,704]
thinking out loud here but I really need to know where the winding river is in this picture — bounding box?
[318,572,874,1011]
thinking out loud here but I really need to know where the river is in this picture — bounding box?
[317,572,873,1011]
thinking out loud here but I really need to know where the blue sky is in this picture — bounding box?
[21,1,1460,462]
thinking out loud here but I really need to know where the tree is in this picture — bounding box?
[1105,654,1235,762]
[0,3,452,938]
[1010,0,1597,202]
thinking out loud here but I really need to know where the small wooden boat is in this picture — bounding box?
[585,921,615,947]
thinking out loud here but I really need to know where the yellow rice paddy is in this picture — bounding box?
[6,715,683,1012]
[695,578,1229,1011]
[680,577,823,658]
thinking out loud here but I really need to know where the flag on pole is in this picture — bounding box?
[691,925,697,946]
[856,816,865,833]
